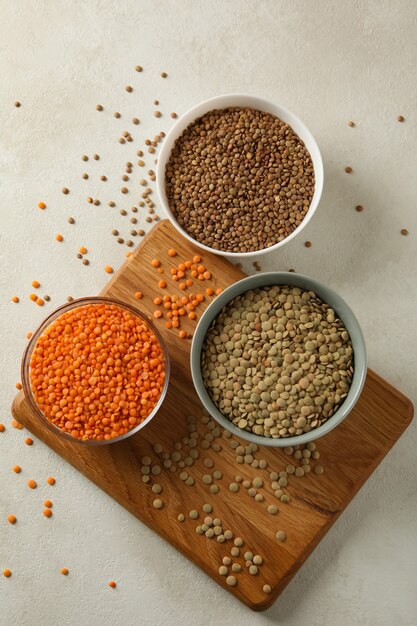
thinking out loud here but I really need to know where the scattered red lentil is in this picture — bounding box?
[79,247,87,255]
[43,509,53,518]
[215,288,223,295]
[30,303,166,441]
[25,437,33,446]
[3,569,11,578]
[32,280,40,288]
[36,298,45,306]
[151,259,161,268]
[158,280,167,288]
[109,581,117,588]
[16,381,22,389]
[29,293,37,301]
[153,297,162,305]
[11,419,23,430]
[7,515,17,524]
[56,234,63,242]
[153,310,162,318]
[26,332,33,339]
[134,291,143,300]
[44,500,53,508]
[11,296,19,303]
[206,288,214,296]
[38,202,46,209]
[0,424,5,432]
[104,265,113,273]
[61,567,69,575]
[179,330,186,339]
[47,477,56,486]
[27,479,37,489]
[12,465,21,473]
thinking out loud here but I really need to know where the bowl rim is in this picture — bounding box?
[21,296,170,446]
[156,92,324,258]
[190,272,367,447]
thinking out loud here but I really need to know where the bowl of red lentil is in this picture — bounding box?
[157,93,323,256]
[21,297,170,445]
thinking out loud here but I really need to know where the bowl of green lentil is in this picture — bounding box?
[156,94,323,257]
[190,273,366,447]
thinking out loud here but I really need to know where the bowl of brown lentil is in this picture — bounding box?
[157,94,323,256]
[190,272,366,446]
[21,297,170,445]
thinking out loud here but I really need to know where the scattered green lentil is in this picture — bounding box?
[263,584,272,594]
[229,483,239,493]
[267,505,278,515]
[177,513,185,522]
[276,530,286,542]
[153,499,163,509]
[189,510,199,520]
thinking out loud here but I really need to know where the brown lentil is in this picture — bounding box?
[165,107,315,253]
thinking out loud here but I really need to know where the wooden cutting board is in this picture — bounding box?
[12,220,413,611]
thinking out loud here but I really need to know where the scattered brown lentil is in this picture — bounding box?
[397,115,405,122]
[355,205,364,212]
[96,104,103,111]
[62,187,69,194]
[125,85,133,92]
[304,240,312,248]
[401,229,409,236]
[345,166,352,174]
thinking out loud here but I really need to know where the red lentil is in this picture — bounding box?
[11,296,19,303]
[43,509,52,518]
[12,465,21,473]
[61,568,69,575]
[168,249,177,257]
[79,247,87,255]
[3,569,11,578]
[8,515,16,524]
[104,265,113,273]
[56,234,63,242]
[151,259,161,268]
[109,581,116,588]
[47,477,56,486]
[29,293,37,301]
[158,280,167,288]
[11,420,23,430]
[36,298,45,306]
[38,202,46,209]
[134,291,143,300]
[25,437,33,445]
[32,280,40,288]
[30,303,165,441]
[44,500,53,508]
[15,382,22,390]
[0,424,5,432]
[27,479,37,489]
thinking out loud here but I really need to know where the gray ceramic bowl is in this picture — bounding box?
[190,272,367,447]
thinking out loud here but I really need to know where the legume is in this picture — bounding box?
[165,107,314,253]
[202,285,353,438]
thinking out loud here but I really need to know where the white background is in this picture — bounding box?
[1,1,416,625]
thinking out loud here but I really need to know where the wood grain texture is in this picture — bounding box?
[12,220,413,611]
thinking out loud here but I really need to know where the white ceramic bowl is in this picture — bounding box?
[190,272,367,447]
[156,93,324,257]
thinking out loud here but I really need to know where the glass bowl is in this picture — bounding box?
[21,296,170,446]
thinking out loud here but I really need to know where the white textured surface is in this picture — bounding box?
[1,1,416,625]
